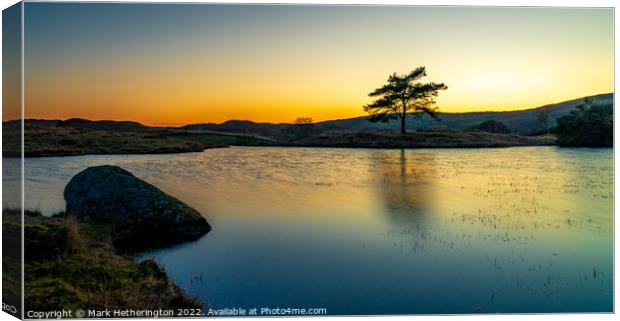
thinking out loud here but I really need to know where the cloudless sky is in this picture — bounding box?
[19,3,613,125]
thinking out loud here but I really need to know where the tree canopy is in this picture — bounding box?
[290,117,315,139]
[364,67,447,133]
[553,98,613,147]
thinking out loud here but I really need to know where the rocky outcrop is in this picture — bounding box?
[64,165,211,250]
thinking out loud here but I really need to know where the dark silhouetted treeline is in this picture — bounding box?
[553,98,613,147]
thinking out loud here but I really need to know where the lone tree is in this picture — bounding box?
[364,67,447,134]
[292,116,315,139]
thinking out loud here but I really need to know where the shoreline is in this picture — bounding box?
[10,138,556,159]
[4,145,229,158]
[5,143,575,158]
[5,143,562,158]
[8,143,614,159]
[3,209,205,312]
[4,126,561,158]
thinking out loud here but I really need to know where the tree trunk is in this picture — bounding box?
[400,113,407,134]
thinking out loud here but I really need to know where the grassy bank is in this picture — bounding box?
[168,131,275,146]
[2,123,231,157]
[3,210,202,312]
[284,130,557,149]
[3,120,559,158]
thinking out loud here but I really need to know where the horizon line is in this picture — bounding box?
[6,91,614,127]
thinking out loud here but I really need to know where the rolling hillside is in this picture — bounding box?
[316,93,613,134]
[179,93,612,137]
[12,93,613,142]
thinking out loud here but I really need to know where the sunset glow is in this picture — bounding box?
[17,4,614,125]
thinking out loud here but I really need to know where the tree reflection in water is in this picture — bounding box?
[374,149,437,226]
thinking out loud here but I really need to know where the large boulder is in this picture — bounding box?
[64,165,210,249]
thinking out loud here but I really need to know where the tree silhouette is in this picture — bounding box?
[292,117,315,139]
[364,67,447,134]
[294,117,313,125]
[553,98,612,147]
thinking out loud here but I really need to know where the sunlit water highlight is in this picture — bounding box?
[6,146,613,314]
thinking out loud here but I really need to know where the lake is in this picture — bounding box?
[9,146,613,314]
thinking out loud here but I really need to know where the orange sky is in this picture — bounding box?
[7,4,615,125]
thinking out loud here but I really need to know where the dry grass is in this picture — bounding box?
[0,210,204,311]
[3,123,226,157]
[285,130,557,148]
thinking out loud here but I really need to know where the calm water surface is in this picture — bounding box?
[10,146,613,314]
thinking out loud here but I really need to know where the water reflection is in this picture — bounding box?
[374,149,436,226]
[13,147,614,314]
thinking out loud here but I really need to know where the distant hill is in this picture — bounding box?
[9,118,153,132]
[10,93,612,139]
[180,93,613,137]
[180,120,292,138]
[468,120,511,134]
[315,93,613,134]
[58,118,151,132]
[5,93,612,155]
